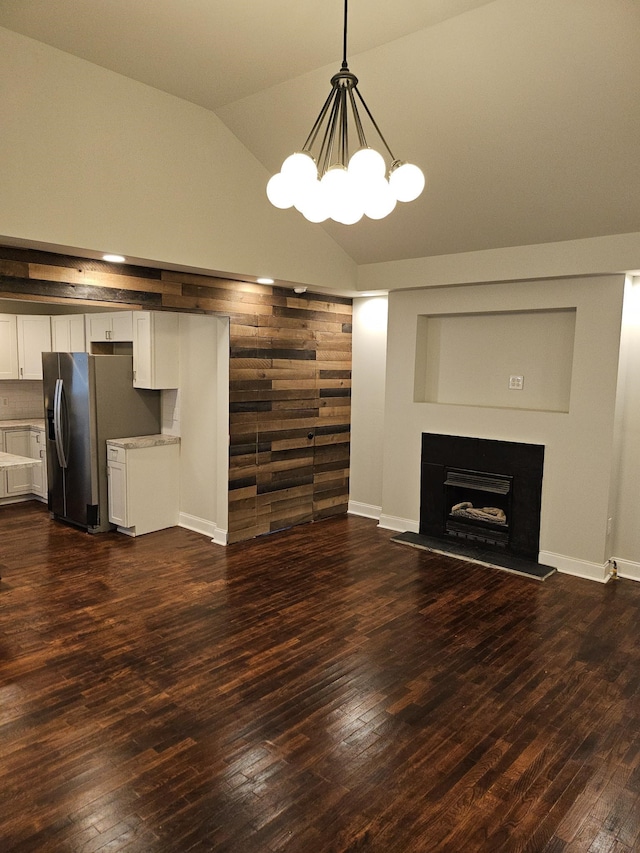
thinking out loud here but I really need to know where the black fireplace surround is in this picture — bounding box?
[420,433,544,561]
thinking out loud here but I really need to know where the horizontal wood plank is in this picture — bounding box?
[0,244,352,543]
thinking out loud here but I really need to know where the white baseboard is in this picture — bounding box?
[539,550,611,583]
[614,558,640,582]
[0,495,34,506]
[348,501,382,520]
[378,514,420,534]
[179,512,227,545]
[211,527,228,546]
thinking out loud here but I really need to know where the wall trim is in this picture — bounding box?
[539,550,611,584]
[0,495,35,507]
[211,527,228,547]
[358,232,640,292]
[179,512,227,545]
[348,501,382,520]
[614,558,640,582]
[378,514,420,534]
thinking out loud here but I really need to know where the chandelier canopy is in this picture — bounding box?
[266,0,425,225]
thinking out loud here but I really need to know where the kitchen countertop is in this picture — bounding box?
[106,434,180,450]
[0,419,46,429]
[0,451,42,470]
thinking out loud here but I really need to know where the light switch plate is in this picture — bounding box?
[509,375,524,390]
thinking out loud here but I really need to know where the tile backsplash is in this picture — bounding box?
[0,381,45,420]
[0,381,182,432]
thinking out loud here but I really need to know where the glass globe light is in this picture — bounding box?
[299,180,331,223]
[321,166,351,220]
[333,182,364,225]
[363,178,397,220]
[266,172,294,209]
[281,152,318,185]
[348,147,387,185]
[389,161,425,203]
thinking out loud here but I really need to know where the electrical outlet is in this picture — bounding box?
[1,397,8,406]
[508,375,524,390]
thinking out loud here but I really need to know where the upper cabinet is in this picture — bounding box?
[0,309,179,390]
[51,314,87,352]
[86,311,133,343]
[0,314,51,381]
[17,316,52,380]
[0,314,19,380]
[132,311,180,389]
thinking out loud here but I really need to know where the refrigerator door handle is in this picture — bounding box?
[53,378,69,469]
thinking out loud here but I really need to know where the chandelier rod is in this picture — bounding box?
[340,87,350,164]
[347,87,367,150]
[352,87,396,163]
[301,88,335,153]
[320,91,342,174]
[342,0,349,67]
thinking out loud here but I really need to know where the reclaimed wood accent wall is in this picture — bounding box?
[0,246,352,544]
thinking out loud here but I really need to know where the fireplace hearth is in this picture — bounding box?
[420,433,545,562]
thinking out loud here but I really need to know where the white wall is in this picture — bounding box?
[0,26,356,294]
[372,275,626,582]
[349,297,388,518]
[175,314,229,544]
[358,233,640,292]
[612,278,640,580]
[414,309,576,412]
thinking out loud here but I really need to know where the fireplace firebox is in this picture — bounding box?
[421,434,544,561]
[444,467,512,548]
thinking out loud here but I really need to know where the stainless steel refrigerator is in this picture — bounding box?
[42,353,161,532]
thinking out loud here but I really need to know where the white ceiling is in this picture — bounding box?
[2,0,640,267]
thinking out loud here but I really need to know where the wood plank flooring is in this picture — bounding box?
[1,502,639,853]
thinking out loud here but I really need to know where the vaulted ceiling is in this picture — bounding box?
[2,0,640,267]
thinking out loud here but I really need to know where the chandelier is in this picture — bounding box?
[266,0,425,225]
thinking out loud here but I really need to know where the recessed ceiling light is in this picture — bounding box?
[103,253,125,263]
[257,277,274,285]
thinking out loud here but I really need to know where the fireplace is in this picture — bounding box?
[420,434,544,561]
[444,468,512,548]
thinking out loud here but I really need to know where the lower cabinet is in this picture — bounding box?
[0,425,47,501]
[107,438,179,536]
[29,428,48,499]
[4,429,31,495]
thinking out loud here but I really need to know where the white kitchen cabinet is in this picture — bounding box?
[107,437,179,536]
[0,425,47,502]
[86,311,133,343]
[51,314,87,352]
[0,314,19,380]
[17,315,52,380]
[4,428,32,495]
[0,314,50,381]
[29,428,47,499]
[132,311,180,389]
[107,457,127,527]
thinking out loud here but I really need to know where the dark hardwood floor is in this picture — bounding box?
[1,503,639,853]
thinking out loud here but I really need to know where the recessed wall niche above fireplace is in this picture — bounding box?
[420,433,545,562]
